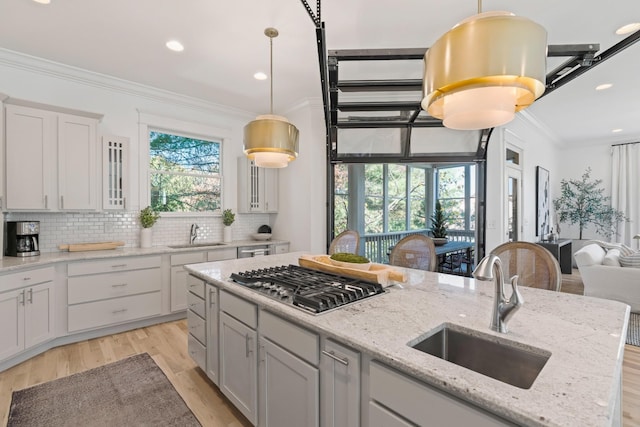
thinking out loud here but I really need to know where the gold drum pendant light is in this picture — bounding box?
[244,28,299,168]
[422,6,547,130]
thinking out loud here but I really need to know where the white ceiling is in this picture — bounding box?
[1,0,639,146]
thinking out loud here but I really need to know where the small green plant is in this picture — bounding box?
[330,253,370,263]
[222,209,235,226]
[139,206,160,228]
[553,167,627,240]
[430,200,448,238]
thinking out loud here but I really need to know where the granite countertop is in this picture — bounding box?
[0,239,289,273]
[184,251,629,427]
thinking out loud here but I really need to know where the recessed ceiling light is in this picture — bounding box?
[615,23,640,35]
[165,40,184,52]
[612,128,623,133]
[254,72,268,80]
[595,83,613,91]
[33,0,51,4]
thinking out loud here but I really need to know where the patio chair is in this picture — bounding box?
[491,241,562,291]
[389,235,437,271]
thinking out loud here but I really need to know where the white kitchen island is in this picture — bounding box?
[184,251,629,427]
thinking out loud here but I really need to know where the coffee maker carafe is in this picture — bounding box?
[5,221,40,257]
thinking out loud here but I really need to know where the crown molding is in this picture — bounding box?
[0,48,255,120]
[517,109,565,148]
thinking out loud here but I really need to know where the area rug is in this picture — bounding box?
[628,313,640,347]
[7,352,201,427]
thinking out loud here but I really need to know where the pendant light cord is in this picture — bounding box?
[270,35,274,115]
[477,0,482,13]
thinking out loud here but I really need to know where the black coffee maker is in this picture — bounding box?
[5,221,40,257]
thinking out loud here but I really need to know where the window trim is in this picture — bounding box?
[138,112,230,217]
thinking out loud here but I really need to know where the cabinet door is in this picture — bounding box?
[5,105,55,210]
[320,339,360,427]
[263,167,278,213]
[205,284,219,385]
[24,282,54,348]
[58,113,97,210]
[170,266,189,312]
[220,312,257,425]
[259,337,319,427]
[0,289,25,361]
[102,135,129,210]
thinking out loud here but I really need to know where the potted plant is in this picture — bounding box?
[553,167,627,263]
[222,209,235,243]
[138,206,160,248]
[430,200,448,246]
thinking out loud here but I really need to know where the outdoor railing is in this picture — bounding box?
[363,229,475,264]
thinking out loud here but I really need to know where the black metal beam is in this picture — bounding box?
[337,101,421,111]
[338,79,422,92]
[328,48,427,61]
[331,153,478,164]
[547,44,599,57]
[336,120,443,128]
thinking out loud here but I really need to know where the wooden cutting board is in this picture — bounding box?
[298,254,407,286]
[58,241,125,252]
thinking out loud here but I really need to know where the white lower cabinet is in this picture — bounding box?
[320,339,360,427]
[0,267,54,362]
[67,256,162,332]
[170,252,206,312]
[220,311,258,425]
[205,283,219,385]
[369,361,514,426]
[259,337,319,427]
[187,275,207,371]
[368,401,414,427]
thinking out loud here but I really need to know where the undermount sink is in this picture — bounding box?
[409,324,550,389]
[168,242,226,249]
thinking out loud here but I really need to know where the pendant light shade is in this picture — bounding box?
[422,11,547,130]
[243,28,299,168]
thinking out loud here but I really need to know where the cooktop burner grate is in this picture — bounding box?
[230,264,385,314]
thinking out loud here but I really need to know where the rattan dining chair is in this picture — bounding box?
[328,230,361,255]
[491,241,562,291]
[389,235,437,271]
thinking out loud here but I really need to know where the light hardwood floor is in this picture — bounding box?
[1,301,638,426]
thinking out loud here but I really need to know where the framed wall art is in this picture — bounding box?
[536,166,550,238]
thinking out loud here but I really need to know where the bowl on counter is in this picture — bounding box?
[252,233,272,241]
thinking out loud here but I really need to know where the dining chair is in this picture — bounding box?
[328,230,361,255]
[389,235,437,271]
[491,241,562,291]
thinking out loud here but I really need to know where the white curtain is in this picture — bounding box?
[611,143,640,246]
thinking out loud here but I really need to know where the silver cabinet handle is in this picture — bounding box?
[111,283,128,288]
[27,288,33,304]
[0,196,3,210]
[61,195,64,209]
[245,333,252,357]
[23,276,31,281]
[18,290,25,306]
[44,195,48,209]
[111,264,127,268]
[123,197,127,210]
[209,288,216,307]
[112,309,128,314]
[322,350,349,366]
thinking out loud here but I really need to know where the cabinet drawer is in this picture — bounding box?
[207,247,237,261]
[369,362,512,426]
[273,244,289,254]
[260,310,318,365]
[68,255,161,276]
[1,266,54,292]
[368,401,413,427]
[68,268,161,304]
[187,291,205,318]
[188,333,206,371]
[171,252,206,266]
[67,291,162,332]
[187,310,206,344]
[186,274,205,298]
[220,290,257,329]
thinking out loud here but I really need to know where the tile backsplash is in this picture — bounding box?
[4,211,271,253]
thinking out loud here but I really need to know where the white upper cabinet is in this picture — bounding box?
[5,104,56,210]
[4,100,101,212]
[58,113,98,210]
[102,135,129,210]
[237,157,279,213]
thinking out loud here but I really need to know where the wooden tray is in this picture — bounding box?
[298,254,406,286]
[58,241,125,252]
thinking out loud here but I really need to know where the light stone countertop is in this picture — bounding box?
[0,239,289,273]
[184,251,630,427]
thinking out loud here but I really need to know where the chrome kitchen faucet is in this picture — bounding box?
[190,223,199,245]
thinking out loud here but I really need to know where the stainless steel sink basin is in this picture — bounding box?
[410,324,550,389]
[168,242,226,249]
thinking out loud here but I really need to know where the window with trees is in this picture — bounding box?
[149,130,221,213]
[436,164,476,231]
